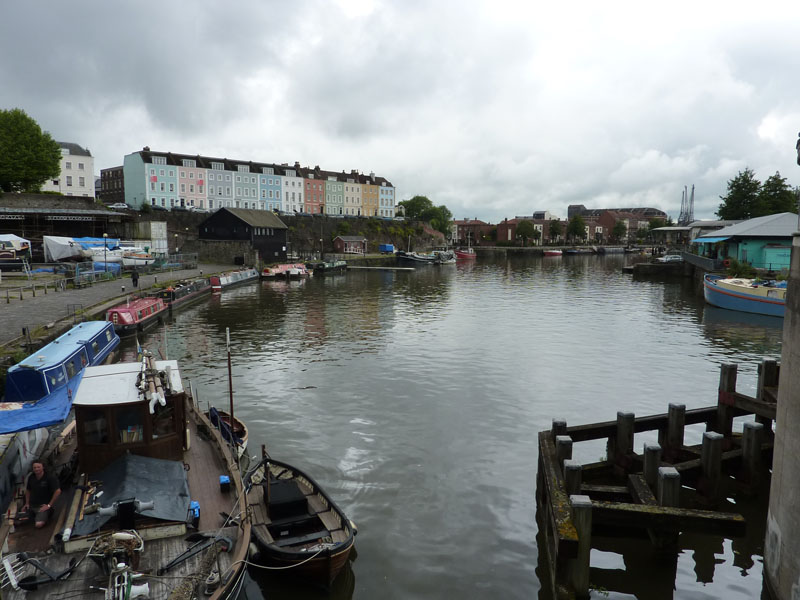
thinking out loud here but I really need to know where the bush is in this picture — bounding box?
[726,258,757,278]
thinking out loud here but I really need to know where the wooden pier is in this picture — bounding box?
[536,359,778,599]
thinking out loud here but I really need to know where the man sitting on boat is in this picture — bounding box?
[20,460,61,528]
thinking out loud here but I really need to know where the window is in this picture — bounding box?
[169,170,174,177]
[208,173,215,181]
[78,162,85,170]
[211,162,224,170]
[182,159,196,167]
[226,175,231,181]
[150,168,155,175]
[169,183,174,192]
[236,187,241,196]
[198,185,203,193]
[65,161,72,169]
[117,405,144,443]
[160,183,165,192]
[189,172,194,179]
[210,186,215,195]
[79,176,85,187]
[160,169,165,176]
[181,183,186,192]
[238,165,249,173]
[153,156,167,165]
[189,184,194,193]
[83,408,108,444]
[236,176,241,182]
[226,187,231,195]
[151,401,175,439]
[66,175,73,186]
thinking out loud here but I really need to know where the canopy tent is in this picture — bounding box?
[0,234,30,251]
[43,236,120,261]
[693,236,731,244]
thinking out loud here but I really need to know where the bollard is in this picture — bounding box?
[121,285,125,293]
[564,459,582,496]
[643,443,662,491]
[155,275,158,284]
[568,495,592,598]
[555,435,573,467]
[552,419,567,437]
[657,466,681,507]
[742,421,764,489]
[700,431,724,503]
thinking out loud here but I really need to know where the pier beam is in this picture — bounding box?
[568,495,592,599]
[764,230,800,600]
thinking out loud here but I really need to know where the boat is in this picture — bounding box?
[261,263,312,278]
[121,251,156,267]
[396,250,456,265]
[0,355,251,600]
[543,249,563,256]
[155,277,212,312]
[703,274,786,318]
[305,260,347,275]
[432,250,456,264]
[246,454,356,587]
[455,247,476,260]
[206,408,248,460]
[106,296,168,336]
[210,268,259,291]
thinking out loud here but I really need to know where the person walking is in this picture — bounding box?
[132,269,139,288]
[22,460,61,528]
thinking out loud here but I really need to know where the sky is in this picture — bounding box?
[3,0,800,223]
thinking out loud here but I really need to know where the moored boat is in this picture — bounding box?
[305,260,347,275]
[246,454,356,588]
[703,274,786,318]
[121,250,156,267]
[206,407,248,460]
[210,268,259,291]
[261,263,312,278]
[106,296,168,336]
[455,247,476,260]
[543,249,563,256]
[156,277,212,312]
[0,356,251,600]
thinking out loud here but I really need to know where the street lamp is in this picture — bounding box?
[174,233,178,255]
[319,238,323,259]
[103,233,108,272]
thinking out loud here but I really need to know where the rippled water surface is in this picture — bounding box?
[132,254,783,599]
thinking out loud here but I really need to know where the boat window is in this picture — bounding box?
[6,369,47,402]
[65,361,76,379]
[106,330,112,342]
[44,366,66,390]
[117,406,145,443]
[91,341,99,356]
[83,408,109,444]
[151,401,176,439]
[137,310,143,319]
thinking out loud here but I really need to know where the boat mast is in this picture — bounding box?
[227,327,234,433]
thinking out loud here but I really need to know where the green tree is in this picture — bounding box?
[648,218,667,230]
[398,195,434,220]
[717,168,761,220]
[548,219,563,242]
[515,220,535,245]
[612,220,627,242]
[757,171,797,215]
[567,215,587,241]
[0,108,61,193]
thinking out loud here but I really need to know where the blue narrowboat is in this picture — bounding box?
[1,321,120,433]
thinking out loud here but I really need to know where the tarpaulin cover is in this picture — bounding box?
[72,453,191,536]
[0,372,83,434]
[0,234,30,251]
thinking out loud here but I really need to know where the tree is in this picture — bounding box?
[716,168,761,220]
[515,220,535,245]
[757,172,797,215]
[612,220,627,242]
[0,108,61,193]
[548,220,563,242]
[567,215,587,242]
[398,195,434,220]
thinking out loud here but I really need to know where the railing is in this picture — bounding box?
[682,252,725,271]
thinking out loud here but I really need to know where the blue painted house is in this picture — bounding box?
[694,212,797,271]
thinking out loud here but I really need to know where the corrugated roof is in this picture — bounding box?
[220,208,288,229]
[696,212,798,239]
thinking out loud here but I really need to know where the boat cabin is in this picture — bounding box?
[4,322,119,404]
[73,360,187,474]
[106,297,166,334]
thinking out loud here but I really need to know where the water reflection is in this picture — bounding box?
[121,255,782,600]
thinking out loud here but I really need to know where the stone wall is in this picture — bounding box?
[193,239,256,266]
[0,193,101,210]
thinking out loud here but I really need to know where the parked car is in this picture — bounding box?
[657,254,683,263]
[107,203,129,210]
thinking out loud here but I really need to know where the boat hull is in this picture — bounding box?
[703,274,786,318]
[455,249,476,260]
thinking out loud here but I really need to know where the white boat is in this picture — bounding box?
[121,251,156,267]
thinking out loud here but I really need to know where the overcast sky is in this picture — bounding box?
[3,1,800,222]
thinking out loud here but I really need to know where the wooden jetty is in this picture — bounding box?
[537,359,778,599]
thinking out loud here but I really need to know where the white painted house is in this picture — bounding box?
[41,142,95,197]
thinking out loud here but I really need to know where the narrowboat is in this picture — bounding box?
[261,263,312,278]
[305,260,347,275]
[210,268,259,292]
[106,296,168,336]
[0,356,252,600]
[156,277,212,312]
[703,274,786,318]
[247,454,356,588]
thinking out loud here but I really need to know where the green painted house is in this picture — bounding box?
[693,212,797,271]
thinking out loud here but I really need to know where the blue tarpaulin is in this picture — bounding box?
[73,236,120,250]
[0,372,84,434]
[92,262,122,275]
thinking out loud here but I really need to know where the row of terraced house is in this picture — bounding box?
[100,147,397,217]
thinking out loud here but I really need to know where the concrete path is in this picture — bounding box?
[0,264,232,347]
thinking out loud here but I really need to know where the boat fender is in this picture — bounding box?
[112,532,138,542]
[350,520,358,536]
[185,428,191,451]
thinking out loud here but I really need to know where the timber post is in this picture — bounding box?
[664,403,685,461]
[716,364,737,443]
[556,436,573,467]
[611,411,635,474]
[643,443,662,492]
[742,421,765,492]
[756,359,778,436]
[568,494,592,599]
[657,466,681,507]
[564,459,582,497]
[552,419,567,437]
[700,432,724,505]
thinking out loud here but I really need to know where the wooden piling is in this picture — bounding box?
[556,435,573,466]
[658,467,680,507]
[664,403,685,461]
[700,432,724,504]
[742,422,764,490]
[643,443,662,491]
[568,495,592,599]
[756,359,779,435]
[564,460,582,497]
[716,364,737,439]
[552,419,567,437]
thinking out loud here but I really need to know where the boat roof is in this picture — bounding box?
[15,322,113,370]
[108,296,162,311]
[74,360,183,406]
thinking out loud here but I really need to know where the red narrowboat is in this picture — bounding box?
[106,296,167,336]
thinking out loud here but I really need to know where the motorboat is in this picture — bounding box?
[703,274,786,318]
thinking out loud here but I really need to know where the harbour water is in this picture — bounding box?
[129,254,783,599]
